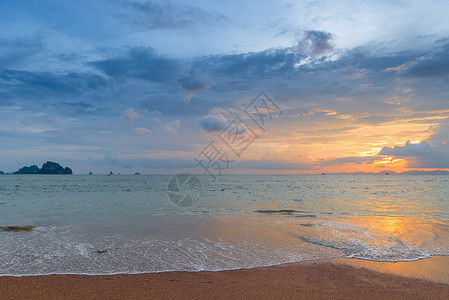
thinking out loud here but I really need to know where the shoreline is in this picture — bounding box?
[1,256,449,299]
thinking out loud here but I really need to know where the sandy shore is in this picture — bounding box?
[2,257,449,299]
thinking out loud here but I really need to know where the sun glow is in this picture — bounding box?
[357,147,383,157]
[374,156,406,168]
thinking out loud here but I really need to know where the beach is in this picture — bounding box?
[2,175,449,299]
[2,257,449,299]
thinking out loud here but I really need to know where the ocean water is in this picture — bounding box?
[1,174,449,276]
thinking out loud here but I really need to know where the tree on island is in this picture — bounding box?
[13,161,73,174]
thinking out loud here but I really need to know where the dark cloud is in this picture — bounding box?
[0,69,107,94]
[175,44,440,119]
[84,40,449,122]
[379,140,449,168]
[0,91,14,106]
[197,114,227,132]
[46,101,96,115]
[0,69,108,113]
[324,156,382,165]
[379,140,433,157]
[119,1,228,30]
[91,47,179,83]
[187,49,302,95]
[177,70,209,101]
[0,36,43,68]
[209,50,300,78]
[343,48,418,72]
[404,44,449,77]
[188,45,415,99]
[296,30,335,57]
[60,101,94,109]
[141,92,212,116]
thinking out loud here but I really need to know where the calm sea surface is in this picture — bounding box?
[1,174,448,276]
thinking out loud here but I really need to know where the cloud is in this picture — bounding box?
[324,156,382,165]
[133,127,151,134]
[1,4,449,174]
[235,160,312,170]
[103,155,192,169]
[163,125,176,133]
[118,1,228,30]
[403,44,449,77]
[0,91,14,106]
[198,114,227,132]
[177,70,209,102]
[379,140,433,157]
[91,47,179,83]
[0,68,109,114]
[200,49,300,79]
[183,48,304,95]
[0,36,44,68]
[121,107,139,122]
[296,30,335,57]
[141,93,212,116]
[164,120,181,133]
[378,140,449,168]
[47,101,96,115]
[0,69,107,96]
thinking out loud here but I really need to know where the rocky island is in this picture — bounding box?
[13,161,73,174]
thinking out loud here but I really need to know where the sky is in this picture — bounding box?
[1,0,449,174]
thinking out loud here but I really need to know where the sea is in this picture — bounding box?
[1,174,449,276]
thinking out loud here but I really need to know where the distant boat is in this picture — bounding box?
[89,172,93,175]
[322,173,325,175]
[107,171,113,176]
[134,172,141,175]
[385,172,390,175]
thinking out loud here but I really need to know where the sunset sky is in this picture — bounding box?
[1,0,448,174]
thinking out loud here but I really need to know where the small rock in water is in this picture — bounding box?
[0,225,36,232]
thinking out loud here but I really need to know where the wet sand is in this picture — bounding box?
[1,257,449,299]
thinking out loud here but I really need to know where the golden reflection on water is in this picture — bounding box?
[377,216,404,235]
[347,191,441,239]
[335,256,449,284]
[162,175,449,264]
